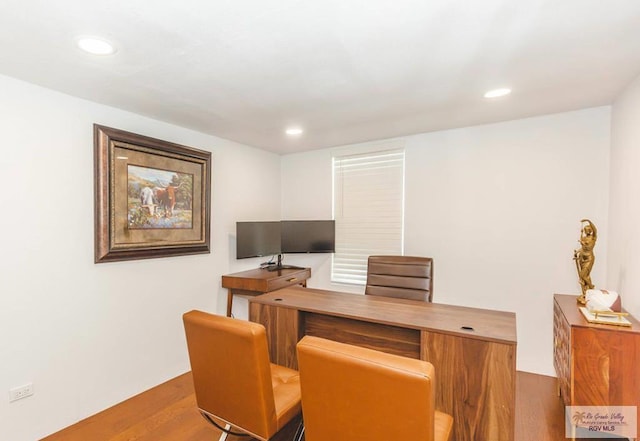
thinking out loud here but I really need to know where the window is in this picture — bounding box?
[332,147,405,285]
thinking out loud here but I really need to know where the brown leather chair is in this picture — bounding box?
[183,310,303,441]
[365,255,433,301]
[296,335,453,441]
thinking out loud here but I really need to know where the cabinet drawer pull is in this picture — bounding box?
[286,277,297,282]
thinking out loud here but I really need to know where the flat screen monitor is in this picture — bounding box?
[236,221,281,259]
[281,220,335,254]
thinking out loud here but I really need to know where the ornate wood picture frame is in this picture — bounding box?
[94,124,211,263]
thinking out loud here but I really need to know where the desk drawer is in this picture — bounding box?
[266,268,311,292]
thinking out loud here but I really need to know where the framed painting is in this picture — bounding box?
[94,124,211,263]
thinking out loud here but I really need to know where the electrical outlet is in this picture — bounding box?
[9,383,34,402]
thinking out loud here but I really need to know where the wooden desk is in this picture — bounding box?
[221,267,311,317]
[249,287,517,441]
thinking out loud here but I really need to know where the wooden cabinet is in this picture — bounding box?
[553,294,640,422]
[221,267,311,316]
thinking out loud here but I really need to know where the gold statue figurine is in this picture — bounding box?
[573,219,597,304]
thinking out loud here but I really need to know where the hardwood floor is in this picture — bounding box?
[515,371,566,440]
[42,371,573,441]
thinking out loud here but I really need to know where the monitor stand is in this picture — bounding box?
[265,254,304,271]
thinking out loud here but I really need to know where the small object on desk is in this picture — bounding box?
[585,288,622,312]
[579,306,632,327]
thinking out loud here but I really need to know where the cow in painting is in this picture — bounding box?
[154,186,177,218]
[139,187,156,215]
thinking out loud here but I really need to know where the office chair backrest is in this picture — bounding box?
[297,335,451,441]
[365,255,433,302]
[183,310,277,440]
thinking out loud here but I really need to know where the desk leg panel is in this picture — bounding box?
[249,303,301,369]
[421,331,516,441]
[303,313,420,360]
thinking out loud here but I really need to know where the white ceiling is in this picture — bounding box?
[1,0,640,154]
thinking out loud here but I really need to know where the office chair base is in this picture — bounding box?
[294,422,305,441]
[218,424,230,441]
[201,412,249,440]
[217,420,304,441]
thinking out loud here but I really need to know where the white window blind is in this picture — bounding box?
[332,148,405,285]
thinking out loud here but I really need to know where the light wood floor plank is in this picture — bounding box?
[43,371,570,441]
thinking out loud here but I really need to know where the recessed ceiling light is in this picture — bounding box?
[484,88,511,99]
[285,127,303,136]
[76,37,116,55]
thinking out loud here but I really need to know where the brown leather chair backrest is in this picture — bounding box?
[297,335,446,441]
[365,255,433,302]
[183,310,277,440]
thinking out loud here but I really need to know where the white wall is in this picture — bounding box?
[0,67,623,439]
[0,74,282,441]
[607,72,640,319]
[280,149,336,289]
[281,107,611,376]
